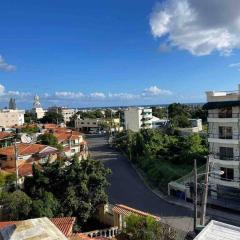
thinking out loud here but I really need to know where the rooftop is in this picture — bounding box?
[194,220,240,240]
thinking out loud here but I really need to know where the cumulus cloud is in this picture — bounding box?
[142,86,172,96]
[0,83,172,106]
[0,55,16,72]
[150,0,240,56]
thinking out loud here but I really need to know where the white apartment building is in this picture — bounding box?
[0,109,25,128]
[48,107,77,123]
[204,84,240,198]
[123,107,152,132]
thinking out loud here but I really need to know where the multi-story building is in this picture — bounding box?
[75,118,103,132]
[204,84,240,198]
[123,107,152,132]
[0,109,25,128]
[48,107,77,123]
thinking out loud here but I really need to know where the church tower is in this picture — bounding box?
[32,95,45,119]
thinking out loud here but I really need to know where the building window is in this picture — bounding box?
[219,147,234,160]
[220,167,234,181]
[219,107,232,118]
[219,126,232,139]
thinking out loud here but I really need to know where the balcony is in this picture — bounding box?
[141,117,152,121]
[208,133,240,144]
[209,153,240,165]
[208,113,239,123]
[209,176,239,188]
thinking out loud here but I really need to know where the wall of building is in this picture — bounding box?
[0,110,25,128]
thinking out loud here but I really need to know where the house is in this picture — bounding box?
[0,143,58,169]
[194,220,240,240]
[0,217,110,240]
[48,106,77,123]
[0,132,14,148]
[75,118,104,132]
[53,129,88,160]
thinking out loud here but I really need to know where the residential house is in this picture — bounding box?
[0,132,14,148]
[53,129,88,160]
[48,106,77,123]
[75,118,103,132]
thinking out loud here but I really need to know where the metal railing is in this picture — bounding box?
[208,133,240,140]
[210,153,240,161]
[208,113,239,118]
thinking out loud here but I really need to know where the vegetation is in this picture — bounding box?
[40,112,64,124]
[21,124,40,134]
[78,110,104,119]
[37,133,62,150]
[114,129,208,192]
[118,214,176,240]
[0,158,111,229]
[24,111,37,124]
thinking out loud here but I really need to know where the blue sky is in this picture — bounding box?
[1,0,240,109]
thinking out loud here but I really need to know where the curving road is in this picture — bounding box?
[86,134,194,232]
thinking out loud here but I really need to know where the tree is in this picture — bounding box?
[40,112,64,124]
[21,124,40,134]
[79,110,104,119]
[24,111,37,123]
[152,107,167,119]
[37,133,62,150]
[31,191,59,218]
[24,158,111,225]
[0,190,32,220]
[122,214,176,240]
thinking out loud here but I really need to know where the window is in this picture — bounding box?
[220,167,234,181]
[219,126,232,139]
[219,107,232,118]
[219,147,234,160]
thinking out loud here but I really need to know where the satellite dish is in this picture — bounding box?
[21,134,32,144]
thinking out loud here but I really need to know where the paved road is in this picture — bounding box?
[86,134,194,232]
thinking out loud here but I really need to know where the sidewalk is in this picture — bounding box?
[130,160,240,228]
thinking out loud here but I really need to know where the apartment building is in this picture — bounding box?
[123,107,152,132]
[48,107,76,123]
[204,84,240,199]
[0,109,25,128]
[75,118,103,132]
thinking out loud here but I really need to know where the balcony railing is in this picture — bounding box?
[211,153,240,161]
[141,117,152,121]
[208,133,240,140]
[208,113,239,118]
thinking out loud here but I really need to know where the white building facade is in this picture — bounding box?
[123,107,152,132]
[32,95,45,119]
[48,107,76,123]
[0,109,25,128]
[205,84,240,198]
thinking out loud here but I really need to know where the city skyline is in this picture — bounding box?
[1,0,240,108]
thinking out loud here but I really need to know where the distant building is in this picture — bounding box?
[32,95,45,119]
[123,107,152,132]
[0,109,25,127]
[48,106,77,123]
[179,118,203,136]
[152,116,169,129]
[75,118,103,132]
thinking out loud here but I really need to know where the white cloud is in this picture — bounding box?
[0,55,16,72]
[90,92,106,99]
[229,62,240,71]
[142,86,172,96]
[150,0,240,56]
[0,84,5,95]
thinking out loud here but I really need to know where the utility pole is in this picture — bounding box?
[14,139,19,189]
[200,157,210,226]
[193,159,198,232]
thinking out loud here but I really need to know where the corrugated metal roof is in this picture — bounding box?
[194,220,240,240]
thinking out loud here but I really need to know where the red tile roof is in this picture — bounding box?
[0,143,53,157]
[112,204,161,221]
[0,217,76,237]
[0,132,14,140]
[50,217,76,237]
[54,132,82,143]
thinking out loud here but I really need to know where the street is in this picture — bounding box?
[86,134,194,232]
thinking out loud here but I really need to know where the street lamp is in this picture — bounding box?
[193,158,224,232]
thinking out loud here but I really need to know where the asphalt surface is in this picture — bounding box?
[86,134,194,232]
